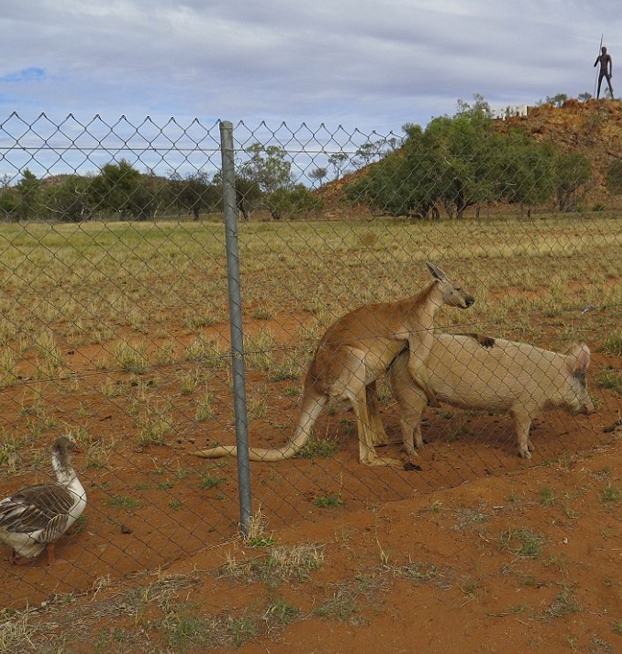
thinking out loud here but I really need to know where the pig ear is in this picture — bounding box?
[567,344,591,372]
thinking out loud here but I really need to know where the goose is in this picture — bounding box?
[0,434,87,565]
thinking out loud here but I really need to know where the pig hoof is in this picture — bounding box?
[404,461,423,472]
[519,450,532,460]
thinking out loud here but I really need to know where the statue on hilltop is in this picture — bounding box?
[594,46,614,99]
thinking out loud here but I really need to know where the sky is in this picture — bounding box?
[0,0,620,182]
[1,0,620,136]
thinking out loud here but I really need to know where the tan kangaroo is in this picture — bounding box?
[196,262,475,468]
[389,333,595,460]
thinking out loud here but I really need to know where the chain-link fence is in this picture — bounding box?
[0,111,621,609]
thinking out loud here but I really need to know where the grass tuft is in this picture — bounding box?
[113,339,150,374]
[500,527,545,558]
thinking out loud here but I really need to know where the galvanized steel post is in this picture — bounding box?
[219,120,252,535]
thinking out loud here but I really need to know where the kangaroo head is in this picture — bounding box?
[426,261,475,309]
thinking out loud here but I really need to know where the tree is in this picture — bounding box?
[88,160,173,220]
[606,160,622,195]
[89,159,143,217]
[345,95,566,219]
[239,144,293,196]
[15,169,41,219]
[237,143,295,219]
[352,139,398,170]
[345,124,439,218]
[497,132,555,211]
[553,152,592,212]
[212,170,262,221]
[0,187,19,221]
[44,175,93,222]
[126,172,168,220]
[353,142,379,169]
[235,177,262,221]
[413,99,503,218]
[171,171,220,220]
[456,93,492,117]
[308,167,328,187]
[0,173,18,220]
[545,93,568,107]
[269,184,323,220]
[328,152,349,180]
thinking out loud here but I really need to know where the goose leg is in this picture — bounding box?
[46,542,57,566]
[9,550,33,565]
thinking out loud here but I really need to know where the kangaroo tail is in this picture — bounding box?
[195,393,327,461]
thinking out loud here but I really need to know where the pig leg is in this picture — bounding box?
[406,343,440,408]
[367,382,391,446]
[407,391,428,453]
[389,353,428,455]
[511,408,534,459]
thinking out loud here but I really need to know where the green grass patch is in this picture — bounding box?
[313,493,346,508]
[595,368,622,392]
[199,474,226,490]
[500,527,545,558]
[600,485,621,503]
[296,436,339,459]
[105,495,142,510]
[600,331,622,356]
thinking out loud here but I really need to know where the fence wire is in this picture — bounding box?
[0,112,621,609]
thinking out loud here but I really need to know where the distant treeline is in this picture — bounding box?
[4,99,622,223]
[0,162,222,222]
[0,142,324,223]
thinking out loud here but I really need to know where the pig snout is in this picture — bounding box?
[583,400,596,415]
[576,391,596,415]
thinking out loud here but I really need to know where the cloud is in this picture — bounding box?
[0,0,620,133]
[0,67,47,83]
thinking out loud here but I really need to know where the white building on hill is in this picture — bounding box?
[491,104,529,120]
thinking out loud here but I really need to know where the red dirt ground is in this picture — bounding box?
[7,419,622,653]
[1,316,621,652]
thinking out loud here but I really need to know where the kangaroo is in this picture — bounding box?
[389,333,595,460]
[196,262,475,468]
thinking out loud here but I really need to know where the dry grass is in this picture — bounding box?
[0,216,619,377]
[0,214,621,650]
[1,217,616,465]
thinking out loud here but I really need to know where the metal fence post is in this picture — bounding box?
[219,120,252,535]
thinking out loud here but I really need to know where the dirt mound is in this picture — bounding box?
[501,98,622,189]
[318,99,622,214]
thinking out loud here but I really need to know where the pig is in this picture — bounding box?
[388,333,595,459]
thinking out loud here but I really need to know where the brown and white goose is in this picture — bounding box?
[0,434,87,565]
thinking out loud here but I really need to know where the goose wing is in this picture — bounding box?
[0,484,75,534]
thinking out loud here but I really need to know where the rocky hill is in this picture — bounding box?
[320,99,622,217]
[500,98,622,190]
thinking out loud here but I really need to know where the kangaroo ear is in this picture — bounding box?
[567,344,591,373]
[426,261,446,281]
